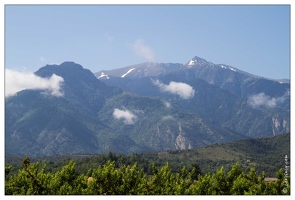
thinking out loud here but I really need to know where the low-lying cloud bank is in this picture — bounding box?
[5,69,64,97]
[113,108,138,125]
[248,91,289,108]
[152,79,195,99]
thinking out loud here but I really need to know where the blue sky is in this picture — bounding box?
[5,5,290,79]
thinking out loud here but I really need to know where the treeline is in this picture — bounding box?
[6,133,289,178]
[5,157,290,195]
[5,151,202,178]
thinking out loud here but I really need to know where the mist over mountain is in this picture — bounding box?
[5,57,290,157]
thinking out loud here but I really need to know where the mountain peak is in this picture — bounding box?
[59,61,83,69]
[187,56,208,67]
[191,56,208,62]
[39,61,86,72]
[35,61,101,88]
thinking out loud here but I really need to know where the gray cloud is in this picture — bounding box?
[131,39,155,62]
[248,91,289,108]
[113,108,138,125]
[152,79,195,99]
[5,69,64,97]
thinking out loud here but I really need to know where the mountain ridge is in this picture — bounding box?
[5,58,290,157]
[95,56,289,84]
[97,56,290,138]
[6,61,253,157]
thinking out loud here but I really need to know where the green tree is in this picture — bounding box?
[5,157,291,195]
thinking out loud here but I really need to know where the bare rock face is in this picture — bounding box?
[175,124,191,150]
[272,117,290,136]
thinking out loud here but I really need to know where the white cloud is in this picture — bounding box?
[248,91,289,108]
[163,100,171,108]
[113,108,137,125]
[5,69,64,97]
[152,79,195,99]
[162,115,175,121]
[131,39,155,62]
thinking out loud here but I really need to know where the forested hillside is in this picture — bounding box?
[6,133,290,178]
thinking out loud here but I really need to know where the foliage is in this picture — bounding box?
[141,132,290,177]
[5,158,290,195]
[6,133,289,179]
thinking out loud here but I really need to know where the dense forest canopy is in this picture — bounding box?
[5,157,290,195]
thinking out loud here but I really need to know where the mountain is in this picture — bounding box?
[5,57,290,157]
[5,62,249,157]
[99,56,290,100]
[95,62,183,79]
[181,56,290,100]
[276,79,290,84]
[6,62,121,156]
[98,56,290,138]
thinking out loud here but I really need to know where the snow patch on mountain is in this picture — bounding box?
[187,59,195,68]
[121,68,135,78]
[97,72,110,79]
[229,67,236,72]
[219,65,236,72]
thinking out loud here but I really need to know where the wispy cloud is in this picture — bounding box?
[5,69,64,97]
[247,91,289,108]
[104,33,114,43]
[113,108,138,125]
[131,38,155,62]
[152,79,195,99]
[40,56,46,62]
